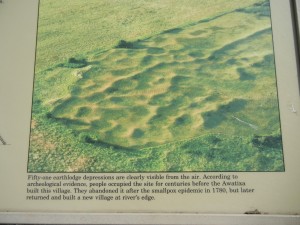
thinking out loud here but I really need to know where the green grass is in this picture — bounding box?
[28,0,284,172]
[36,0,263,72]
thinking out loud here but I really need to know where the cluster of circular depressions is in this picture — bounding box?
[50,8,277,148]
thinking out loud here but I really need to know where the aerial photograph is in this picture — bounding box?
[28,0,284,172]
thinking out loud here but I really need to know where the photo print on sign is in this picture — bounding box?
[28,0,284,173]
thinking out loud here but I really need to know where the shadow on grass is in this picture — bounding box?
[252,134,282,149]
[208,28,271,61]
[236,1,270,18]
[238,68,256,81]
[58,57,100,69]
[162,27,183,34]
[202,99,247,129]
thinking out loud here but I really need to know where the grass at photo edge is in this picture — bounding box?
[27,0,285,173]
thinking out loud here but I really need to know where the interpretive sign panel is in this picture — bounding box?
[0,0,299,224]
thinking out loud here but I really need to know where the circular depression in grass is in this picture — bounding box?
[132,129,145,139]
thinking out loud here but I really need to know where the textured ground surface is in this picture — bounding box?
[49,2,278,148]
[28,0,284,172]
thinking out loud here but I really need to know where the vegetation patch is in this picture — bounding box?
[132,129,145,139]
[59,57,88,68]
[116,40,136,49]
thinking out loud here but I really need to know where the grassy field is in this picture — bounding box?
[28,0,284,172]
